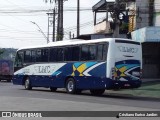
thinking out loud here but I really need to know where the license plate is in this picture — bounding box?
[132,71,140,76]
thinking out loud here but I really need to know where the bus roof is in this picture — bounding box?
[17,38,135,51]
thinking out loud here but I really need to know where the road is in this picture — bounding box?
[0,81,160,120]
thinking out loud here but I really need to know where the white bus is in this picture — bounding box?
[13,38,142,95]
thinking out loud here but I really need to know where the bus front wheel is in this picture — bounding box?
[24,78,32,90]
[90,89,105,96]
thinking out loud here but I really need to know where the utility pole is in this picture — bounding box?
[52,9,56,42]
[57,0,64,41]
[77,0,80,37]
[113,0,120,38]
[47,9,57,42]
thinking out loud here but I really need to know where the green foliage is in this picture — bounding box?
[0,48,17,61]
[0,49,4,55]
[0,49,4,59]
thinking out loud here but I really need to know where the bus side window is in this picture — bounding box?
[31,50,36,62]
[24,50,31,63]
[49,48,57,62]
[42,49,49,62]
[15,51,24,67]
[36,49,42,62]
[89,45,96,60]
[72,46,80,61]
[102,43,108,60]
[64,47,73,61]
[57,48,64,62]
[64,46,80,61]
[97,44,103,60]
[81,45,89,61]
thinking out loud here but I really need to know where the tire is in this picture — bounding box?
[90,89,105,96]
[50,87,57,92]
[66,78,76,94]
[24,77,32,90]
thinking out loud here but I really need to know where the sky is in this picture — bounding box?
[0,0,112,48]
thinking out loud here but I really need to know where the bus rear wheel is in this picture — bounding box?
[90,89,105,96]
[24,78,32,90]
[66,78,76,94]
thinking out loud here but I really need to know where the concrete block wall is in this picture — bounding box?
[154,0,160,26]
[135,0,150,29]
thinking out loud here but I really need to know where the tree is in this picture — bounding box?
[0,49,4,55]
[0,49,4,59]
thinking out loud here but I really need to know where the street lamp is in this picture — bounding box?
[30,21,49,43]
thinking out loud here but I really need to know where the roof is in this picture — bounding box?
[92,0,135,12]
[17,38,133,51]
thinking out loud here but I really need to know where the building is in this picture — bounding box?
[91,0,160,79]
[132,27,160,78]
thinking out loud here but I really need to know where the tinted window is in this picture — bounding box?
[49,48,57,62]
[72,46,80,61]
[103,44,108,60]
[57,48,64,61]
[36,49,41,62]
[14,51,23,67]
[24,50,31,63]
[64,46,80,61]
[41,49,49,62]
[89,45,96,60]
[64,47,73,61]
[97,43,108,61]
[97,44,103,60]
[81,45,89,61]
[31,50,36,62]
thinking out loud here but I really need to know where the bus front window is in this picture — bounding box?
[15,51,23,67]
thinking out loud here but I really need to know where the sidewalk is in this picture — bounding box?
[107,78,160,100]
[142,78,160,83]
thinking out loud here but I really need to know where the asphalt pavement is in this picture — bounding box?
[0,81,160,120]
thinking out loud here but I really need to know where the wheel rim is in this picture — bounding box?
[25,79,29,89]
[67,81,74,92]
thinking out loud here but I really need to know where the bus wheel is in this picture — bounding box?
[50,87,57,92]
[66,78,76,94]
[90,89,105,96]
[24,78,32,90]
